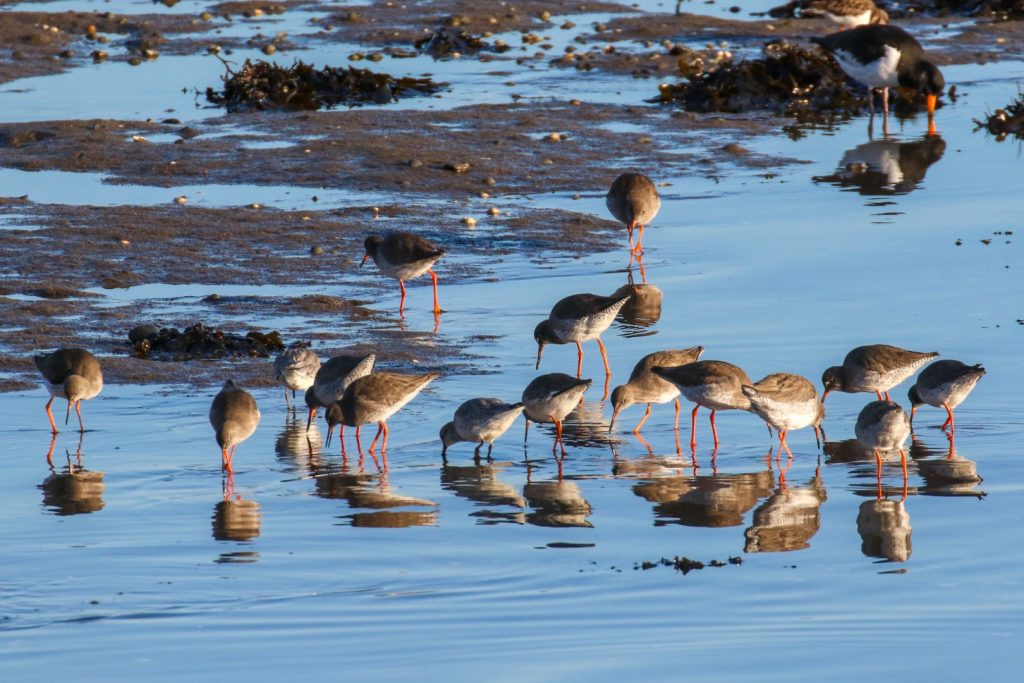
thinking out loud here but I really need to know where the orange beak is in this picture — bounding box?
[821,389,831,403]
[360,252,370,267]
[926,94,937,116]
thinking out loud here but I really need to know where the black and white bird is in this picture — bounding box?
[813,25,944,126]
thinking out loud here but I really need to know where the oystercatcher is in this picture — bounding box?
[813,25,944,131]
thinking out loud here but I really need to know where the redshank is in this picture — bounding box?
[209,380,261,473]
[742,372,825,456]
[908,359,985,433]
[361,231,445,316]
[440,398,525,461]
[273,343,321,410]
[822,344,937,402]
[606,172,660,254]
[34,348,103,434]
[855,399,911,493]
[813,25,944,133]
[609,346,705,434]
[534,292,629,381]
[335,371,441,463]
[305,352,376,431]
[803,0,888,29]
[651,360,754,450]
[522,373,592,456]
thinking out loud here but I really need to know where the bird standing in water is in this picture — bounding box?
[210,380,261,473]
[361,231,445,318]
[606,173,661,255]
[34,348,103,434]
[908,359,985,433]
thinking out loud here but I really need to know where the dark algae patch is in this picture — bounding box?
[654,40,861,117]
[654,40,938,119]
[974,91,1024,141]
[129,322,285,360]
[205,59,445,112]
[635,556,743,574]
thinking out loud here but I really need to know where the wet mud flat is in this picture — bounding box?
[0,0,1020,393]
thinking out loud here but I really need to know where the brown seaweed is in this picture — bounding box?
[128,322,285,360]
[974,91,1024,141]
[204,58,445,112]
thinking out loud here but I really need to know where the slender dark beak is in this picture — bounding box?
[608,408,619,433]
[325,424,334,447]
[441,443,448,459]
[360,252,370,267]
[535,344,544,370]
[821,389,831,403]
[65,401,71,425]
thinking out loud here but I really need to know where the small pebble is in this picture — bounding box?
[174,196,187,204]
[262,44,277,56]
[310,245,325,255]
[483,176,496,186]
[487,207,500,216]
[463,217,478,227]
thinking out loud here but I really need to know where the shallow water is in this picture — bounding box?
[3,2,1024,680]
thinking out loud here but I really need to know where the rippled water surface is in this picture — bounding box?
[2,1,1024,680]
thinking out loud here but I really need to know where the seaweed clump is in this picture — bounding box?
[974,92,1024,141]
[205,59,445,112]
[653,40,862,117]
[415,27,488,58]
[128,323,285,360]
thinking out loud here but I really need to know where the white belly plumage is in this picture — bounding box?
[835,45,901,89]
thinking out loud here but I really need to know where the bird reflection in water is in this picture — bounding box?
[329,468,438,528]
[911,435,985,499]
[824,437,911,499]
[275,415,323,475]
[633,464,775,528]
[857,498,912,562]
[212,475,261,543]
[40,435,104,516]
[523,463,593,528]
[744,457,827,553]
[813,134,945,195]
[440,461,526,525]
[611,280,663,338]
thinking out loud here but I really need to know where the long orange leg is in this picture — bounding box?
[75,400,85,433]
[368,422,385,453]
[884,391,891,401]
[595,337,611,377]
[398,279,407,315]
[874,448,883,500]
[690,405,699,450]
[709,409,720,448]
[575,342,584,378]
[876,391,884,400]
[44,396,57,434]
[673,399,683,455]
[632,224,645,255]
[634,404,652,433]
[779,430,794,460]
[626,220,635,250]
[355,425,365,457]
[380,421,390,455]
[899,447,908,501]
[550,415,567,457]
[428,269,441,315]
[222,446,232,473]
[941,403,955,432]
